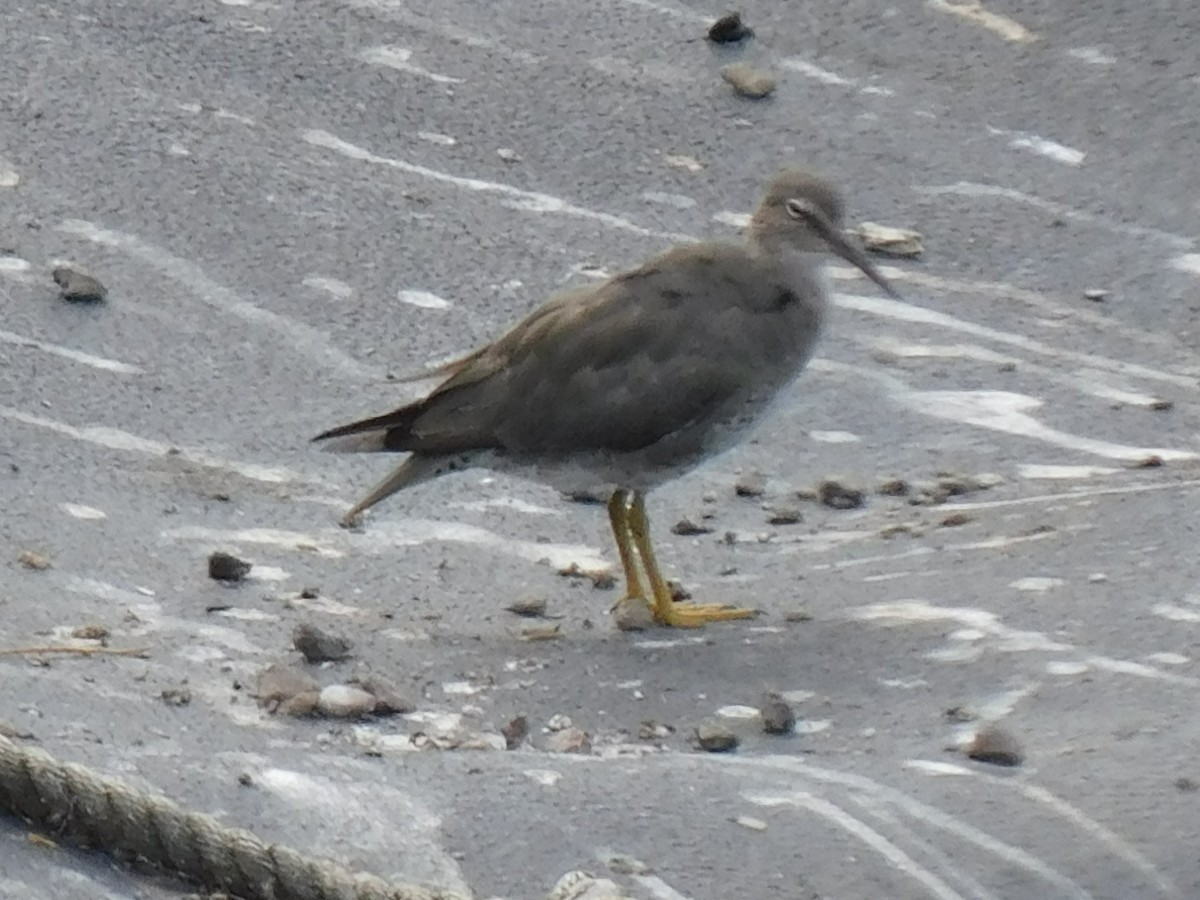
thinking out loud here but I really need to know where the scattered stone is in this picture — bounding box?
[818,478,865,510]
[52,266,107,303]
[292,622,352,663]
[671,517,713,536]
[707,12,753,43]
[944,705,977,723]
[877,478,910,496]
[909,472,1002,506]
[734,814,768,831]
[564,486,609,505]
[879,523,919,538]
[760,693,796,735]
[279,691,320,718]
[299,586,320,599]
[782,608,813,623]
[1134,454,1164,468]
[547,713,574,732]
[547,871,631,900]
[1083,288,1109,302]
[663,154,704,172]
[613,597,655,632]
[721,63,776,99]
[1150,399,1174,412]
[237,772,254,787]
[71,624,109,641]
[521,623,562,641]
[734,471,767,497]
[506,595,548,617]
[605,854,651,876]
[502,715,529,749]
[940,512,972,527]
[557,562,616,589]
[1087,572,1108,584]
[1174,776,1198,792]
[255,663,319,710]
[546,726,591,754]
[765,505,803,526]
[668,580,692,602]
[17,550,51,571]
[496,147,521,163]
[852,222,924,258]
[638,720,675,741]
[694,719,739,752]
[316,684,376,718]
[998,361,1017,373]
[208,551,251,582]
[965,724,1024,767]
[350,674,416,715]
[161,687,192,707]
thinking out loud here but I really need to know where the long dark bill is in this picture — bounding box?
[802,205,902,299]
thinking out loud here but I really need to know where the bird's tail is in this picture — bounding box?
[337,453,450,527]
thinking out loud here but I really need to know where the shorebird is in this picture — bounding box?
[314,167,899,627]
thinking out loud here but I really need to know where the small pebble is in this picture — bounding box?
[161,687,192,707]
[350,674,416,715]
[52,266,107,303]
[506,595,548,617]
[255,663,319,708]
[695,719,739,752]
[292,622,352,663]
[1134,455,1164,468]
[944,705,977,723]
[940,512,972,527]
[760,693,796,735]
[614,596,655,632]
[672,517,713,536]
[766,506,803,526]
[734,815,768,831]
[71,624,109,640]
[496,147,521,162]
[546,713,573,732]
[1083,288,1109,302]
[317,684,376,718]
[279,691,320,718]
[783,608,813,623]
[1150,399,1174,412]
[502,716,529,749]
[638,720,674,741]
[877,478,910,496]
[546,726,591,754]
[17,550,52,571]
[606,854,650,876]
[734,471,767,497]
[818,479,865,510]
[1174,776,1198,792]
[208,551,251,582]
[299,586,320,600]
[707,11,753,43]
[521,623,562,641]
[721,63,776,99]
[966,724,1024,767]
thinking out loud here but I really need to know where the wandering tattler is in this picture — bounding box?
[314,168,899,627]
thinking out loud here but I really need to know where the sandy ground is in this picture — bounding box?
[2,1,1200,898]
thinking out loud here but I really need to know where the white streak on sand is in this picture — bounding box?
[56,219,377,380]
[302,129,685,241]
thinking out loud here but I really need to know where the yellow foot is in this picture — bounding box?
[654,601,759,629]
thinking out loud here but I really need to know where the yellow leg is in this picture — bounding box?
[607,488,647,609]
[626,490,758,628]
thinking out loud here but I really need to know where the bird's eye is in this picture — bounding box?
[785,198,817,221]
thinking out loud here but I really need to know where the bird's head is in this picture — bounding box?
[749,168,901,299]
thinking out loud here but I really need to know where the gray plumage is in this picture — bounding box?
[315,167,898,538]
